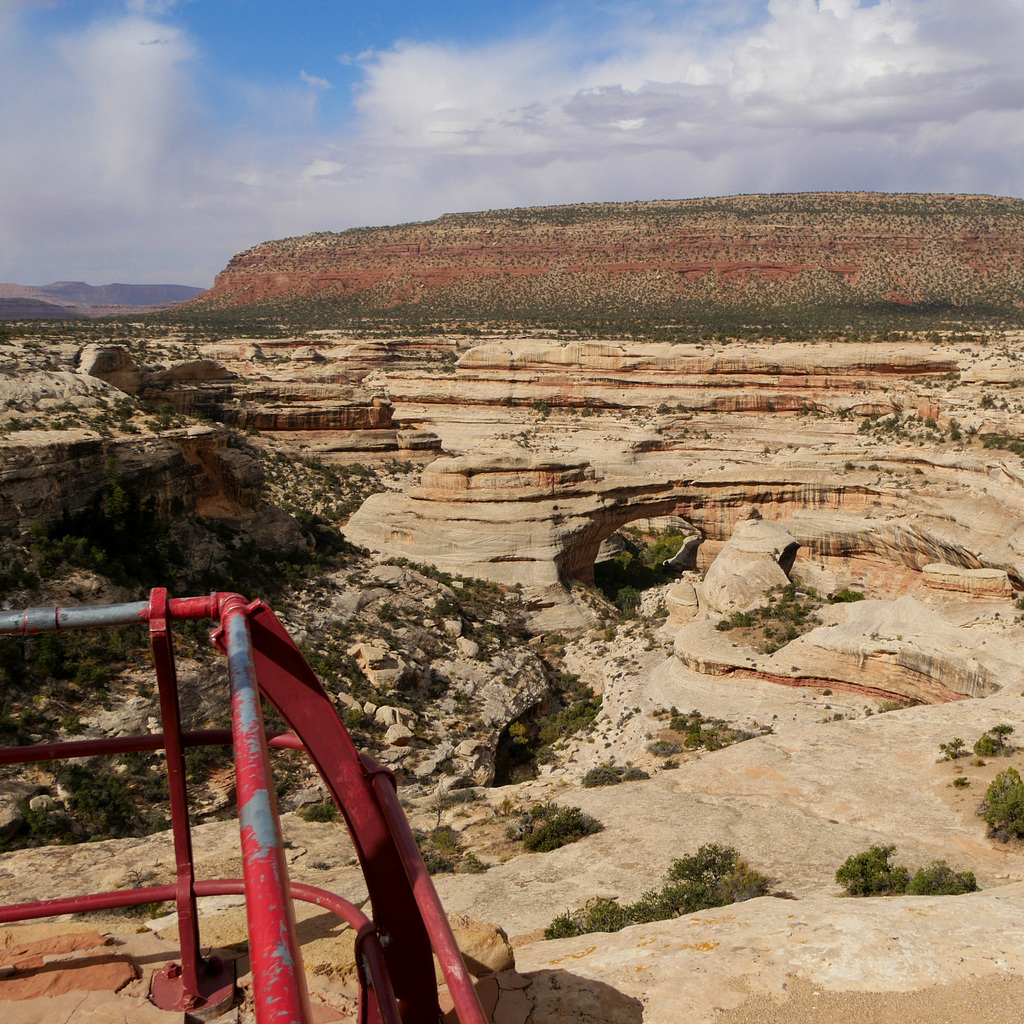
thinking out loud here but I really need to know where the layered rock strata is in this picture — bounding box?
[0,426,263,529]
[382,341,957,415]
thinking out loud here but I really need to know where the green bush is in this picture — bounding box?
[522,804,603,852]
[973,733,1000,757]
[974,725,1015,758]
[544,843,773,939]
[905,861,978,895]
[581,763,625,788]
[835,845,909,896]
[298,800,338,823]
[415,824,465,873]
[938,737,967,760]
[545,897,632,939]
[981,767,1024,840]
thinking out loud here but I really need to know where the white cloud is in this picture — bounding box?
[299,70,332,91]
[3,1,1024,286]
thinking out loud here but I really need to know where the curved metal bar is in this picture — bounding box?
[369,768,489,1024]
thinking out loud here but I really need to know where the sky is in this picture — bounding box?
[2,0,1024,287]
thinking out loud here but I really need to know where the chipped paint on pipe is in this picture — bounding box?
[239,789,278,861]
[223,598,312,1024]
[0,600,149,634]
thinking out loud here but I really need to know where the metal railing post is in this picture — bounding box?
[147,587,205,1011]
[219,594,312,1024]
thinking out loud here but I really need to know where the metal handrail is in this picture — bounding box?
[0,590,489,1024]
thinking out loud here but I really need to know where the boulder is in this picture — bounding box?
[665,579,700,622]
[347,643,410,689]
[700,516,799,618]
[0,782,39,841]
[77,345,142,393]
[384,723,413,747]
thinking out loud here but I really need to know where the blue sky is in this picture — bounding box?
[2,0,1023,287]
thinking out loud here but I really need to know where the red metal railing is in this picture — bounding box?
[0,590,489,1024]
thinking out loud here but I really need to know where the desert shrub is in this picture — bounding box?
[580,763,649,788]
[522,804,603,852]
[974,724,1015,758]
[626,843,770,925]
[415,824,464,874]
[938,737,967,760]
[828,589,866,603]
[647,739,683,756]
[905,860,978,896]
[582,763,625,788]
[461,852,488,874]
[973,733,1000,757]
[980,767,1024,841]
[298,800,338,823]
[876,700,908,713]
[545,897,632,939]
[544,843,773,938]
[835,845,909,896]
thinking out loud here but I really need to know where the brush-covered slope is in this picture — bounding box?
[193,193,1024,331]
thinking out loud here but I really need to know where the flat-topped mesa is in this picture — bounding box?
[384,341,959,415]
[192,193,1024,325]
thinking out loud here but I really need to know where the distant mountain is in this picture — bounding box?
[188,192,1024,332]
[0,281,206,320]
[0,297,83,320]
[38,281,205,307]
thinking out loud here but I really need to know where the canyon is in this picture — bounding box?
[4,197,1024,1022]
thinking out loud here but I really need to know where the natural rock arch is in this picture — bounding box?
[344,454,1024,629]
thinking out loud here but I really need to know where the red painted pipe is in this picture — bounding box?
[221,595,312,1024]
[370,771,489,1024]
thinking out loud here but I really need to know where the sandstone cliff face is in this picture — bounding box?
[0,426,263,530]
[344,446,1024,637]
[194,193,1024,324]
[376,340,958,415]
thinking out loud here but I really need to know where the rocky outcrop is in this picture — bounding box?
[699,515,798,617]
[0,426,264,530]
[921,562,1014,598]
[674,594,1013,702]
[77,346,143,393]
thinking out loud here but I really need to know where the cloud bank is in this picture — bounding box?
[2,0,1024,285]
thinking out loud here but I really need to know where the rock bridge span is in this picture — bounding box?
[343,455,1024,630]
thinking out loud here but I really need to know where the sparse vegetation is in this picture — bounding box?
[835,845,978,896]
[973,724,1015,758]
[544,844,773,938]
[504,803,604,852]
[714,582,823,653]
[980,767,1024,841]
[580,763,650,788]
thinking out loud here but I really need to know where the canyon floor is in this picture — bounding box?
[3,324,1024,1021]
